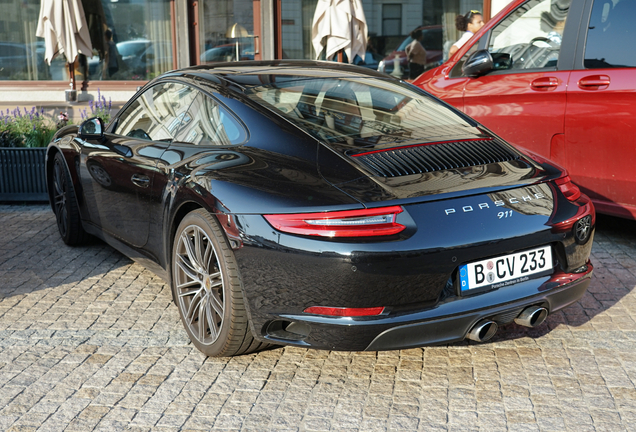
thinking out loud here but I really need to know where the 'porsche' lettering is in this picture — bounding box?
[444,191,548,216]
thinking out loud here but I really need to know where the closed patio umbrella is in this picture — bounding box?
[311,0,367,63]
[36,0,93,92]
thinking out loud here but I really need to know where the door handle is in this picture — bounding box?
[131,174,150,188]
[531,77,559,90]
[579,75,610,89]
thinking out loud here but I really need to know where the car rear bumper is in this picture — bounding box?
[257,262,592,351]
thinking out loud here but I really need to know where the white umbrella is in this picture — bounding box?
[311,0,367,63]
[36,0,93,90]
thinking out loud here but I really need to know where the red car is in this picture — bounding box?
[414,0,636,219]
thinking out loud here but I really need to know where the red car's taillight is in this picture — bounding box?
[304,306,386,317]
[264,206,405,237]
[555,175,581,201]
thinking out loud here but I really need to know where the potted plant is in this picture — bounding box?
[0,91,112,202]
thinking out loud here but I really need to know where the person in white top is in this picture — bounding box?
[449,10,484,57]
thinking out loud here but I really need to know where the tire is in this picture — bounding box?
[51,152,90,245]
[172,209,269,357]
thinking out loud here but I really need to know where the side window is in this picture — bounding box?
[173,93,247,146]
[488,0,571,71]
[585,0,636,68]
[422,28,443,51]
[115,82,197,141]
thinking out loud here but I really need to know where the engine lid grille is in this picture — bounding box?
[352,139,521,178]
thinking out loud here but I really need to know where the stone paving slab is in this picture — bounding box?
[1,204,636,431]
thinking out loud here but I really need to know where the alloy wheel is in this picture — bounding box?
[53,158,69,238]
[174,224,225,345]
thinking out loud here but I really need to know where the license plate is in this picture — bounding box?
[459,246,553,294]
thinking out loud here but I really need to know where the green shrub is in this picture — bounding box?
[0,107,55,148]
[0,90,112,148]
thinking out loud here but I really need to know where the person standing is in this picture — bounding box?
[449,10,485,57]
[104,29,119,79]
[405,29,427,80]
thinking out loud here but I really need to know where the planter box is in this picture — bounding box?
[0,147,48,202]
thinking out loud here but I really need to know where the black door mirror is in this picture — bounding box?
[79,117,104,139]
[462,50,494,78]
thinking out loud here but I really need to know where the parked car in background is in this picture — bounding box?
[88,39,173,79]
[127,41,173,76]
[0,42,48,80]
[200,43,254,63]
[47,61,594,357]
[414,0,636,220]
[377,25,443,79]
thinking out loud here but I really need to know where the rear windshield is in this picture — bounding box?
[243,76,473,144]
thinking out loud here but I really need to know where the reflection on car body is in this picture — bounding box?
[47,60,594,357]
[377,25,443,79]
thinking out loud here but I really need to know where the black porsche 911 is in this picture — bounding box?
[47,61,594,357]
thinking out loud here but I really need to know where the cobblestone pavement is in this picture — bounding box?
[1,204,636,432]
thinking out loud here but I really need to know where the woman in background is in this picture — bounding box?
[449,10,484,57]
[405,29,427,80]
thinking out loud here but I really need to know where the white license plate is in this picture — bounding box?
[459,246,553,293]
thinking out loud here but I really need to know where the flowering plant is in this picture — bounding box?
[1,90,112,148]
[56,111,69,129]
[0,107,56,148]
[80,89,112,125]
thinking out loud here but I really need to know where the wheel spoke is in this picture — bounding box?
[203,240,214,272]
[185,290,202,325]
[194,228,206,270]
[197,295,207,340]
[177,253,200,281]
[210,291,224,317]
[182,231,203,271]
[177,278,200,291]
[178,286,201,298]
[205,302,217,340]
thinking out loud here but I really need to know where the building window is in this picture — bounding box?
[198,0,256,64]
[0,0,173,82]
[382,4,402,36]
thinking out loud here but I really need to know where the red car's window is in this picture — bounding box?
[585,0,635,68]
[488,0,571,71]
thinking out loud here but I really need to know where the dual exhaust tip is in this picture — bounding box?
[466,306,548,343]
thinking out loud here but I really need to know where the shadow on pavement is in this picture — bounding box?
[482,213,636,345]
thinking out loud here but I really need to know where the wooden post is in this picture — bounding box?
[68,62,76,90]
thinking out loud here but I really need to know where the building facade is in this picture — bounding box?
[0,0,507,108]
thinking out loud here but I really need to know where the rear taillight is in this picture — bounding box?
[264,206,405,237]
[555,175,581,201]
[304,306,386,317]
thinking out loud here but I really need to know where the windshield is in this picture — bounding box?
[243,76,473,144]
[397,36,414,52]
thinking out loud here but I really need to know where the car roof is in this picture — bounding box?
[177,60,392,87]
